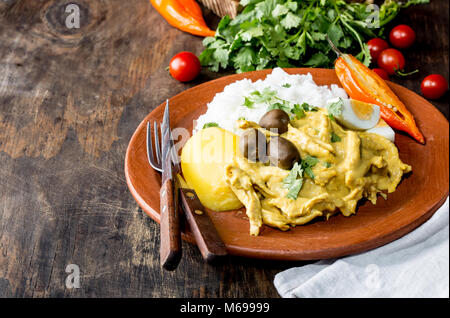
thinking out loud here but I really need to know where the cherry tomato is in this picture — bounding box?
[372,68,390,80]
[367,38,389,61]
[169,52,201,82]
[377,48,405,75]
[389,25,416,49]
[421,74,448,100]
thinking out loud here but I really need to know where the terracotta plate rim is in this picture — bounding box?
[124,68,449,261]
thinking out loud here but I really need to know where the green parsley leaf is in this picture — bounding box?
[203,122,219,129]
[331,132,342,143]
[302,155,319,180]
[304,166,315,179]
[304,52,329,67]
[282,83,291,88]
[283,162,304,199]
[280,12,302,30]
[303,155,319,167]
[287,178,304,199]
[283,162,303,187]
[272,4,290,17]
[246,87,277,105]
[283,155,320,199]
[240,26,265,42]
[327,98,344,121]
[327,23,344,47]
[292,103,305,119]
[243,97,255,108]
[244,88,320,121]
[300,102,319,112]
[201,0,426,73]
[232,46,257,72]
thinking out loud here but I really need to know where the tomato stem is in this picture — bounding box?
[395,68,419,77]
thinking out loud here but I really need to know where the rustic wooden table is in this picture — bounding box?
[0,0,448,298]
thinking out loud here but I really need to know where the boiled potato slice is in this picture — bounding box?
[181,127,243,211]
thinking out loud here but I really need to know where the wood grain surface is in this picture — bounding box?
[0,0,448,298]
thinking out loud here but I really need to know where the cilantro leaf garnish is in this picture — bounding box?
[292,103,305,119]
[303,155,319,167]
[287,178,304,200]
[243,89,318,120]
[203,122,219,129]
[303,155,319,180]
[331,132,342,143]
[283,155,319,199]
[283,162,304,199]
[300,102,319,112]
[243,96,255,108]
[327,98,344,121]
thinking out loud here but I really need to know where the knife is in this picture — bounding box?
[159,101,182,271]
[178,187,228,262]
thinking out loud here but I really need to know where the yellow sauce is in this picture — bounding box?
[224,109,411,236]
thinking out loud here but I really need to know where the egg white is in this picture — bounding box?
[326,98,395,142]
[366,119,395,142]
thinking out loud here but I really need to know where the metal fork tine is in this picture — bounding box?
[146,122,153,164]
[146,121,162,172]
[154,121,162,165]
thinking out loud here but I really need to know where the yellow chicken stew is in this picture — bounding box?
[224,109,411,236]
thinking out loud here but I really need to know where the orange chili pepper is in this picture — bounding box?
[334,54,425,144]
[150,0,216,37]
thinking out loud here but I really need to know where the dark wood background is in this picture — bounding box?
[0,0,448,298]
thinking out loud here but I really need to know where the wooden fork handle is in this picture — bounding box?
[159,179,182,270]
[180,188,227,263]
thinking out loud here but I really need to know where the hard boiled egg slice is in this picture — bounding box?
[366,119,395,142]
[327,98,380,131]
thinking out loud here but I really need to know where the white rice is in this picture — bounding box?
[194,68,348,135]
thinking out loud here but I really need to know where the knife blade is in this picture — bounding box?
[159,100,182,271]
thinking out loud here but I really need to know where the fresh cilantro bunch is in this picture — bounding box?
[200,0,428,73]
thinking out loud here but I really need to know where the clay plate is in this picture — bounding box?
[125,68,449,261]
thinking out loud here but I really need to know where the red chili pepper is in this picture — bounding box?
[150,0,216,37]
[327,36,424,143]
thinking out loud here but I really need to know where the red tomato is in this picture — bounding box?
[377,48,405,75]
[389,25,416,49]
[169,52,201,82]
[372,68,390,80]
[367,38,389,61]
[421,74,448,100]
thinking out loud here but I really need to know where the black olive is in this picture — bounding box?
[267,136,300,170]
[239,128,268,163]
[259,109,290,134]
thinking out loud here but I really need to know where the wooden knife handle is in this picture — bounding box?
[180,188,227,263]
[160,179,182,270]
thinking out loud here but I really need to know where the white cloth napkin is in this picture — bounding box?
[274,198,449,298]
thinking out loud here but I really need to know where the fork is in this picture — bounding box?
[146,121,163,173]
[147,114,182,271]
